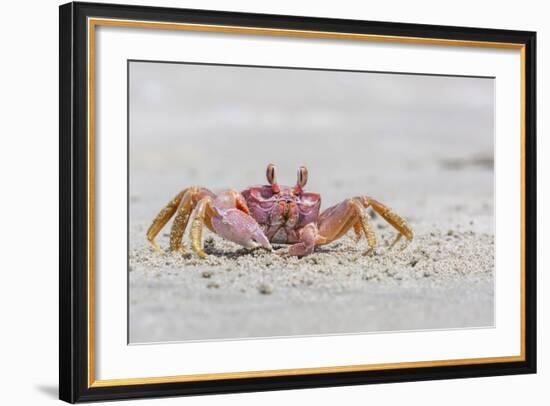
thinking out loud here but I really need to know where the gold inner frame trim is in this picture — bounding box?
[87,17,527,388]
[90,355,524,388]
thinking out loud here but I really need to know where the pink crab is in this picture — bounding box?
[146,164,413,258]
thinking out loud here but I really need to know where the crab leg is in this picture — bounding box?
[356,196,413,249]
[190,197,211,258]
[314,198,376,255]
[353,221,363,243]
[146,190,185,252]
[146,186,214,253]
[169,187,216,252]
[351,200,377,255]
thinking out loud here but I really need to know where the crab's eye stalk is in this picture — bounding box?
[266,163,280,193]
[266,163,277,185]
[295,166,308,192]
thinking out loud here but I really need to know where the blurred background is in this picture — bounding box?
[129,61,494,222]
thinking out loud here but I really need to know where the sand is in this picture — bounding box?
[129,199,494,342]
[128,62,495,343]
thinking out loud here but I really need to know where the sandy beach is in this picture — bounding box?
[128,61,494,343]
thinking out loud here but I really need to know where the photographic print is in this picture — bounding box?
[128,61,495,343]
[60,3,535,401]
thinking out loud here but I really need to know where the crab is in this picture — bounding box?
[146,164,413,258]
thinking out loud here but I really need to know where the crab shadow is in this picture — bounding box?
[204,244,289,259]
[202,242,350,260]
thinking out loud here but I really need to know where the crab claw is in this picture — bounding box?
[211,208,272,251]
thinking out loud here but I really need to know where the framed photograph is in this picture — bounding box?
[59,1,536,403]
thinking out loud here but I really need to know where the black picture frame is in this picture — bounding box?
[59,1,536,403]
